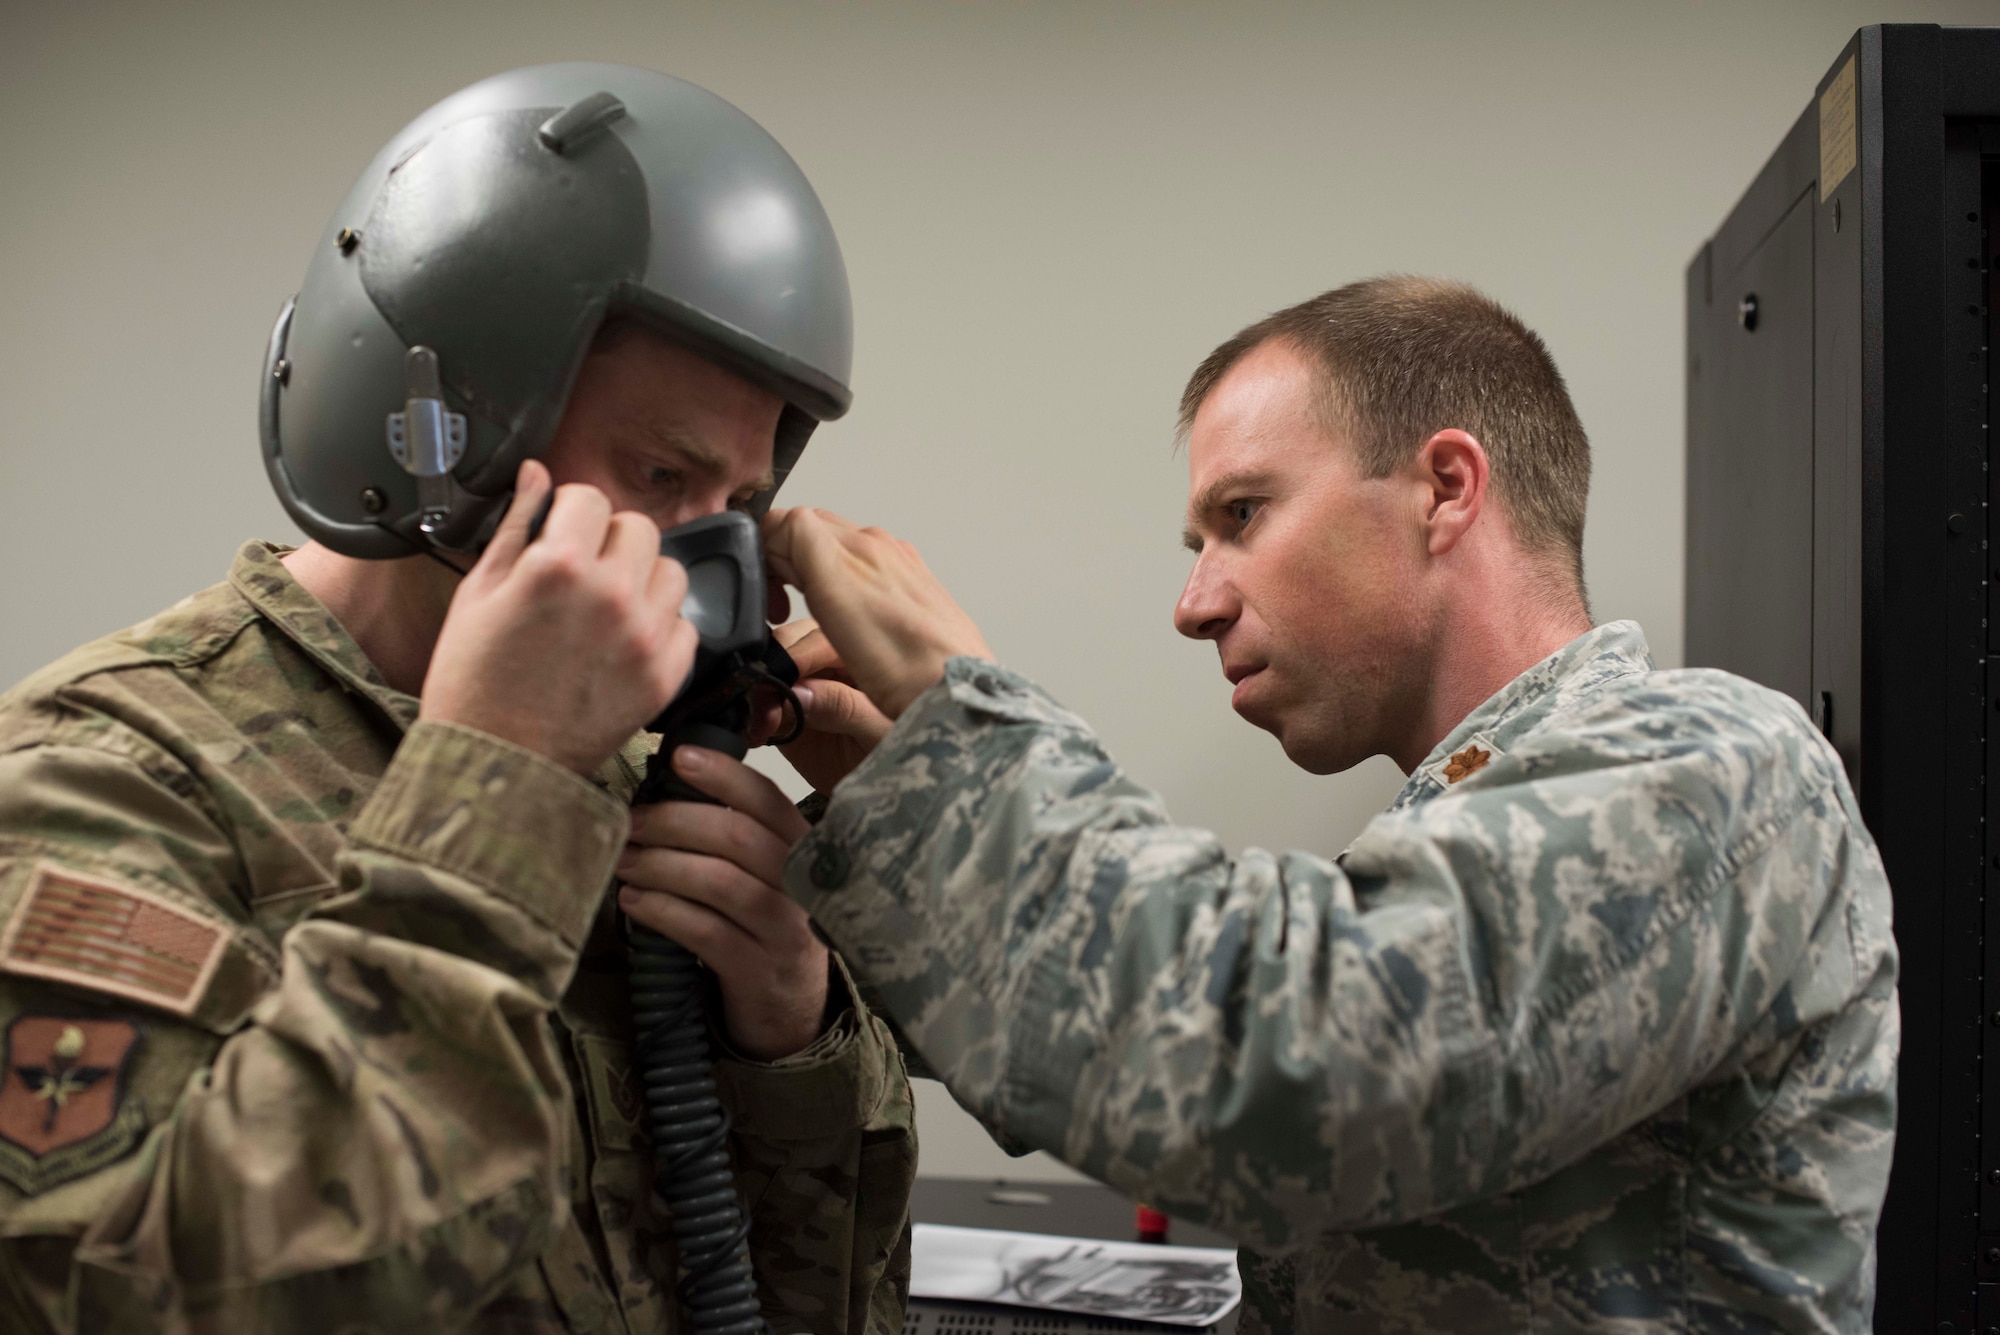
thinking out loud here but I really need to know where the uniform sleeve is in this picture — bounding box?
[0,719,627,1333]
[785,659,1878,1254]
[716,951,916,1335]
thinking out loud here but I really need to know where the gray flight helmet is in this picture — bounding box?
[261,63,852,557]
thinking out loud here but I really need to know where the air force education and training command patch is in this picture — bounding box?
[0,1016,142,1193]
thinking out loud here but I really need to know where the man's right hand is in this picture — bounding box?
[420,460,698,776]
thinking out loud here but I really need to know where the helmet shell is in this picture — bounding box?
[263,63,852,556]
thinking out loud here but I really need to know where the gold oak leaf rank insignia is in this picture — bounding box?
[1443,745,1493,784]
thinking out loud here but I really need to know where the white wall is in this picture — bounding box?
[3,0,1986,1182]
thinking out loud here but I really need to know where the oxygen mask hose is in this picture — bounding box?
[628,694,769,1335]
[627,649,803,1335]
[594,508,801,1334]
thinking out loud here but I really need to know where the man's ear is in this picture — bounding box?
[1417,429,1489,557]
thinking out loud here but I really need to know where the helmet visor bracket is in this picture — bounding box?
[384,347,470,536]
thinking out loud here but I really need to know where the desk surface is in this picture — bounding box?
[908,1178,1241,1335]
[911,1177,1237,1251]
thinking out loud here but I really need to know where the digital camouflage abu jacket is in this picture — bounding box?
[0,541,917,1334]
[787,621,1898,1333]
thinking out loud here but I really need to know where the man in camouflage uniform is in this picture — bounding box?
[0,65,915,1335]
[753,278,1898,1331]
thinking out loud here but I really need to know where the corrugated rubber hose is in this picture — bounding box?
[628,716,771,1335]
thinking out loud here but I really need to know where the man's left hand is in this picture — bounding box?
[618,747,830,1061]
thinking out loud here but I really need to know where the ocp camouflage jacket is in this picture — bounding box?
[789,621,1897,1333]
[0,542,916,1334]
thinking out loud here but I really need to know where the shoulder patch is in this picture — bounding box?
[0,864,227,1017]
[0,1015,144,1193]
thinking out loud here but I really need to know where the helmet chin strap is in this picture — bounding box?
[368,514,477,579]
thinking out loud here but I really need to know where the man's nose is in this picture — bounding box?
[1174,557,1237,641]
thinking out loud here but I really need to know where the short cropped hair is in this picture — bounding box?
[1179,276,1591,589]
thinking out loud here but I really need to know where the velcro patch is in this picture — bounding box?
[0,865,228,1017]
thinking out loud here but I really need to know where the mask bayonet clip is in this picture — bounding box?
[385,345,468,536]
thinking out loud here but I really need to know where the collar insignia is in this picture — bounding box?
[1443,744,1494,784]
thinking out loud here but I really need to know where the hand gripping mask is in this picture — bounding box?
[260,63,852,556]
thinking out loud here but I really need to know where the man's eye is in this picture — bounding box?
[643,466,682,489]
[1229,499,1261,527]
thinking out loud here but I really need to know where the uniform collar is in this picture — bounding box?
[229,541,651,797]
[227,541,422,732]
[1388,620,1653,812]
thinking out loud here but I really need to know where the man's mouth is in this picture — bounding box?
[1226,663,1268,713]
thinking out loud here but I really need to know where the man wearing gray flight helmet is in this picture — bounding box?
[0,63,914,1333]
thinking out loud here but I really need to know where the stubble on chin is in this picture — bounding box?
[1279,706,1374,776]
[1274,644,1423,776]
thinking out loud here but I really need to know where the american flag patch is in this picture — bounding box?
[0,864,228,1017]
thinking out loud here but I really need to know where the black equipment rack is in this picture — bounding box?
[1685,24,2000,1330]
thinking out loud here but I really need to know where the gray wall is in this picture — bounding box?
[4,0,1985,1183]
